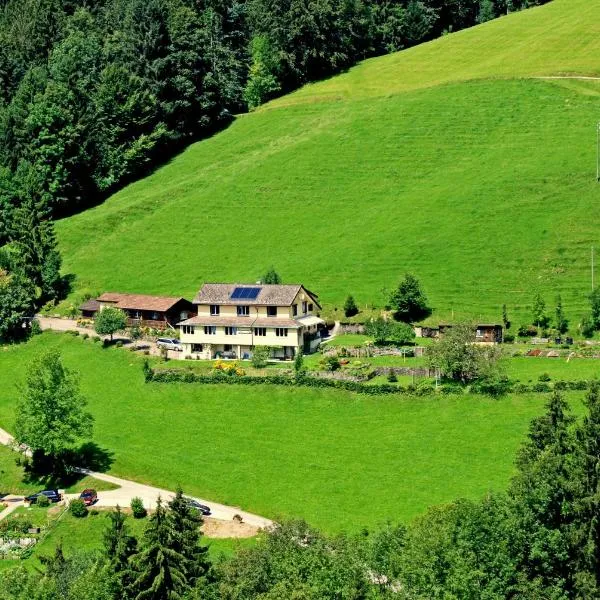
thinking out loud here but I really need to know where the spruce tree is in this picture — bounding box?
[510,391,579,596]
[572,383,600,595]
[343,295,358,318]
[388,274,430,323]
[167,489,211,588]
[128,496,186,600]
[9,188,62,302]
[104,505,138,599]
[555,294,568,335]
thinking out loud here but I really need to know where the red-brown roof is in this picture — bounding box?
[97,292,189,312]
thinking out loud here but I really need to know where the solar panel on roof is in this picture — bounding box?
[230,287,261,300]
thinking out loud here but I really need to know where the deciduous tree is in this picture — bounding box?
[426,322,503,383]
[94,307,126,341]
[15,349,93,470]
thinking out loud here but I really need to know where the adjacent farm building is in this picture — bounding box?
[79,292,196,329]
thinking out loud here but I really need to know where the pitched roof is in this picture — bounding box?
[193,283,320,308]
[78,299,100,313]
[96,292,189,312]
[179,316,301,328]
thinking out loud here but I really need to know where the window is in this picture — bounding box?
[275,328,288,337]
[182,325,195,335]
[151,312,159,320]
[254,327,266,336]
[210,305,220,316]
[476,329,483,338]
[191,344,203,353]
[267,306,277,317]
[224,344,232,351]
[302,301,308,314]
[204,326,216,335]
[237,305,250,316]
[308,303,313,312]
[225,326,237,336]
[292,304,298,316]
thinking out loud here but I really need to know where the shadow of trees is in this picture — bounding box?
[22,442,114,489]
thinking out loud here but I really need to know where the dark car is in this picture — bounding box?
[25,489,61,504]
[79,488,98,506]
[186,498,211,516]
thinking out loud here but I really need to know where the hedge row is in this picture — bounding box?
[144,365,595,397]
[147,368,415,396]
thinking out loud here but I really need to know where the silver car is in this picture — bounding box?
[156,338,183,351]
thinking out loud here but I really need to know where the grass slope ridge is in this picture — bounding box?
[57,0,600,323]
[270,0,600,106]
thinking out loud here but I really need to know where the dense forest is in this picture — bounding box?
[2,384,600,599]
[0,0,550,226]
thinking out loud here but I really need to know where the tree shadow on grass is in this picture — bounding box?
[22,442,114,490]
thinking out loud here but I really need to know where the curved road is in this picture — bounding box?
[0,426,273,529]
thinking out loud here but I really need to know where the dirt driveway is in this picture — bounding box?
[36,316,181,359]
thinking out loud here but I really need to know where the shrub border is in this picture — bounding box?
[143,363,596,397]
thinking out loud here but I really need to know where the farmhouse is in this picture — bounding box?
[80,292,196,329]
[178,283,324,359]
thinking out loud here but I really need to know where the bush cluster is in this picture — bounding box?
[69,499,88,518]
[130,497,147,519]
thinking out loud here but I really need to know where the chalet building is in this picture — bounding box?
[80,292,196,329]
[178,283,325,359]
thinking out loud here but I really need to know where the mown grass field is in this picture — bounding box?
[55,0,600,324]
[0,333,578,532]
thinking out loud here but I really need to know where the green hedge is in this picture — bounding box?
[144,364,596,397]
[147,368,411,396]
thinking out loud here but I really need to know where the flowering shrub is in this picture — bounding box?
[213,360,245,377]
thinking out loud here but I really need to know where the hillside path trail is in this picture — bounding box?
[533,76,600,81]
[0,426,274,529]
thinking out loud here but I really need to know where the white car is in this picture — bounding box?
[156,338,183,352]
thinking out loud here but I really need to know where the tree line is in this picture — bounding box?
[0,0,550,228]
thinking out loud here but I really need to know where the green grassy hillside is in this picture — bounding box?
[56,0,600,324]
[0,333,558,532]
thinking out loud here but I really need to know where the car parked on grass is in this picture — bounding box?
[25,489,62,504]
[185,498,211,516]
[156,338,183,352]
[79,488,98,506]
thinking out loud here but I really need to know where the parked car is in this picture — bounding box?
[185,498,211,516]
[25,489,62,504]
[156,338,183,352]
[79,488,98,506]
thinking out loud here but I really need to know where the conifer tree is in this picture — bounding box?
[9,183,62,302]
[572,383,600,596]
[510,391,579,596]
[128,496,186,600]
[104,505,138,599]
[167,489,211,588]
